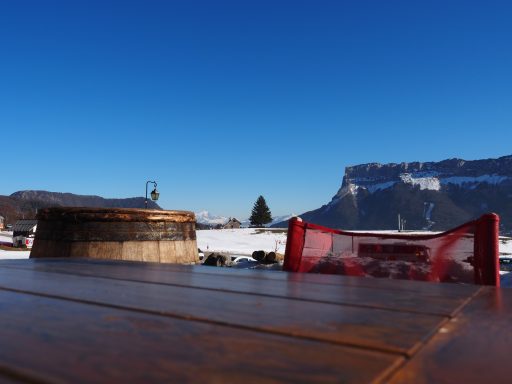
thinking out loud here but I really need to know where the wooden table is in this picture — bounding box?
[0,258,509,383]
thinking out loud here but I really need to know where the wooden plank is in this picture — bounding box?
[194,266,480,296]
[35,221,197,241]
[2,260,475,317]
[36,207,196,223]
[0,266,446,356]
[388,287,512,384]
[0,363,46,384]
[0,290,403,384]
[1,258,480,297]
[0,374,27,384]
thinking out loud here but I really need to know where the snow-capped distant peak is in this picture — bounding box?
[195,211,229,225]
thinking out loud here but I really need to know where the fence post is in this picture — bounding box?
[283,217,306,272]
[474,213,500,286]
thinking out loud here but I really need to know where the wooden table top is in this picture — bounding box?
[0,258,509,383]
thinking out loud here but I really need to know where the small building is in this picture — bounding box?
[12,219,38,248]
[222,218,241,229]
[0,215,4,230]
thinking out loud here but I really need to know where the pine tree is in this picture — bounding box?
[249,195,272,227]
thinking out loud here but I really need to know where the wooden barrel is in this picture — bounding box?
[30,207,199,264]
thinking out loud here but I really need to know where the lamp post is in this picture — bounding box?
[145,181,159,209]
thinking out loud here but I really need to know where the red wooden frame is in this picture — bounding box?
[284,214,500,286]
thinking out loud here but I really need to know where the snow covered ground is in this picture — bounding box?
[0,250,31,260]
[196,228,287,255]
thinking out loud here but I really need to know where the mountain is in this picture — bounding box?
[268,214,296,227]
[273,155,512,234]
[195,210,229,226]
[0,190,162,223]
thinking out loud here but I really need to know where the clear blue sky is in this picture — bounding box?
[1,0,511,218]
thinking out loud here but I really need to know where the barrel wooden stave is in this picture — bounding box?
[31,208,198,264]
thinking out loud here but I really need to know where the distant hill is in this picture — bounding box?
[272,155,512,235]
[0,190,162,223]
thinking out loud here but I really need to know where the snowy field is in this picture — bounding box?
[196,228,287,255]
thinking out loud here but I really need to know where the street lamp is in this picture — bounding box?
[145,181,159,209]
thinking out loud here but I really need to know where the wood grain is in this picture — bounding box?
[0,266,446,355]
[1,259,505,384]
[0,290,403,384]
[388,287,511,384]
[31,208,198,264]
[1,260,475,317]
[2,258,479,299]
[0,374,28,384]
[36,207,196,223]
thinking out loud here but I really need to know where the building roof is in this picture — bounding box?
[13,219,38,232]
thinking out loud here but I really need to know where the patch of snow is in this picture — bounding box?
[232,255,256,263]
[440,174,509,188]
[423,202,435,230]
[0,250,30,260]
[500,237,512,256]
[400,173,441,191]
[424,202,435,222]
[350,171,442,194]
[365,181,397,193]
[334,184,359,200]
[346,184,359,195]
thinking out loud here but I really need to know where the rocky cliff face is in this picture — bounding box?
[282,155,512,234]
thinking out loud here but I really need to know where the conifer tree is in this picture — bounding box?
[249,195,272,227]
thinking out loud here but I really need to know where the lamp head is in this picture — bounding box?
[150,187,159,201]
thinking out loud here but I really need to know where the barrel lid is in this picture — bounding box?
[36,207,196,223]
